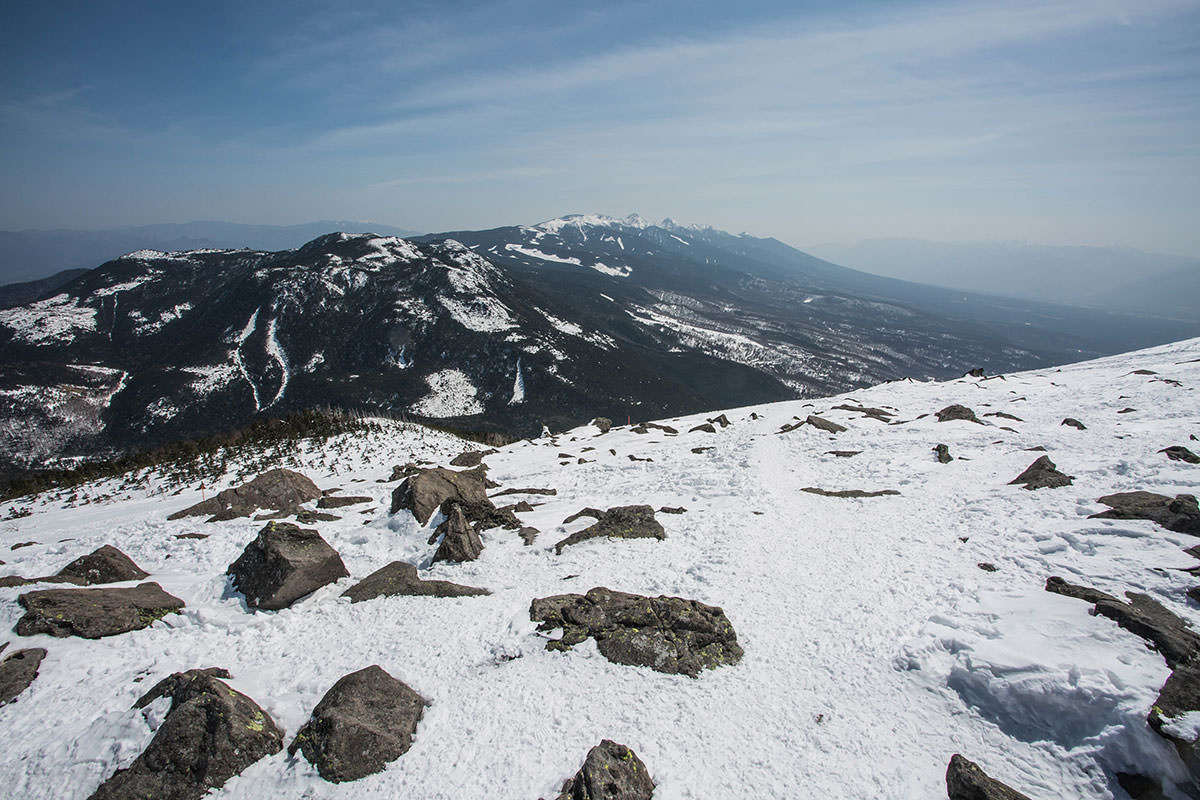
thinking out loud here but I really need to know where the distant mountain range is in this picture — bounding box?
[1,213,1197,476]
[0,220,422,287]
[807,238,1200,321]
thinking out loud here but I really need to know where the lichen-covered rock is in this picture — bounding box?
[54,545,148,585]
[227,522,348,610]
[16,582,184,638]
[168,468,321,522]
[428,503,484,563]
[389,466,490,524]
[946,754,1032,800]
[0,647,46,705]
[530,586,743,677]
[554,506,666,555]
[341,561,489,602]
[289,665,426,783]
[89,669,282,800]
[553,740,655,800]
[936,405,982,424]
[1008,456,1073,490]
[1090,492,1200,535]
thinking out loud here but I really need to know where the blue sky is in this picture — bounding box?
[2,0,1198,255]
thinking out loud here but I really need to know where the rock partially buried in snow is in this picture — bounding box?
[933,444,953,463]
[1090,492,1200,535]
[16,582,184,638]
[946,754,1032,800]
[1061,417,1087,430]
[1160,446,1200,464]
[936,405,982,424]
[1008,456,1073,490]
[805,414,846,434]
[53,544,149,585]
[316,494,372,509]
[553,739,655,800]
[590,417,613,433]
[227,522,349,611]
[289,665,427,783]
[554,506,666,554]
[167,468,321,522]
[801,487,900,498]
[341,561,489,602]
[1147,661,1200,780]
[427,503,484,563]
[89,669,282,800]
[0,647,46,705]
[390,466,490,525]
[449,448,496,467]
[530,587,743,677]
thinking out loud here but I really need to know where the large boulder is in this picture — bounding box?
[936,405,982,424]
[168,469,321,522]
[289,665,427,783]
[390,466,490,525]
[530,587,743,677]
[16,582,184,638]
[341,561,490,602]
[227,522,349,610]
[553,740,655,800]
[1008,456,1073,490]
[946,755,1032,800]
[554,506,666,555]
[1090,492,1200,535]
[805,414,847,434]
[54,545,148,585]
[89,669,283,800]
[428,503,484,563]
[0,647,46,705]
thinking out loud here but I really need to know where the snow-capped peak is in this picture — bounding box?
[534,213,653,234]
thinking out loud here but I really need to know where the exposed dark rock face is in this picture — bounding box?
[0,647,46,705]
[934,444,953,463]
[688,423,716,434]
[806,414,846,434]
[1091,492,1200,535]
[1008,456,1073,490]
[553,740,655,800]
[89,669,282,800]
[492,486,558,498]
[227,522,349,610]
[801,487,900,498]
[442,496,521,534]
[428,504,484,563]
[591,417,613,433]
[1045,576,1118,604]
[530,586,743,677]
[388,463,422,481]
[390,466,489,525]
[832,404,894,422]
[936,405,982,424]
[449,449,496,467]
[978,562,998,572]
[168,469,321,522]
[1061,417,1087,430]
[289,665,426,783]
[16,582,184,638]
[946,754,1032,800]
[1148,661,1200,780]
[316,494,372,509]
[708,414,732,428]
[341,561,489,602]
[54,545,149,585]
[658,506,687,514]
[1161,446,1200,464]
[554,506,666,555]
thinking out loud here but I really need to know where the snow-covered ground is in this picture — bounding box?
[2,339,1199,798]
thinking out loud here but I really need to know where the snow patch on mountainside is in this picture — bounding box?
[232,309,262,411]
[128,302,192,336]
[0,294,98,345]
[183,364,238,395]
[264,315,290,407]
[411,368,485,417]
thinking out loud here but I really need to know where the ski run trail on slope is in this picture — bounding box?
[2,338,1199,798]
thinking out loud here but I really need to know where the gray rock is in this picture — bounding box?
[1090,492,1200,535]
[554,740,655,800]
[89,669,282,800]
[316,494,372,509]
[0,647,46,705]
[1008,456,1073,490]
[1045,576,1118,604]
[449,449,496,467]
[428,503,484,563]
[707,414,732,428]
[390,466,490,525]
[936,405,982,424]
[806,414,847,433]
[983,411,1023,421]
[801,487,900,498]
[934,444,953,463]
[168,468,321,522]
[689,423,716,434]
[554,506,666,555]
[591,417,613,433]
[16,582,184,638]
[832,404,894,421]
[491,486,558,498]
[227,522,349,610]
[519,527,539,546]
[289,665,426,783]
[1148,661,1200,781]
[530,586,743,677]
[946,754,1032,800]
[54,545,149,585]
[1161,446,1200,464]
[1061,417,1087,430]
[341,561,489,602]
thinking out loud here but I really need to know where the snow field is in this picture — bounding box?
[0,340,1198,797]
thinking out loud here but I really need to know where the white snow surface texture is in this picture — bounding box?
[2,339,1200,798]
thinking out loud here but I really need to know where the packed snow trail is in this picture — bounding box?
[0,340,1198,797]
